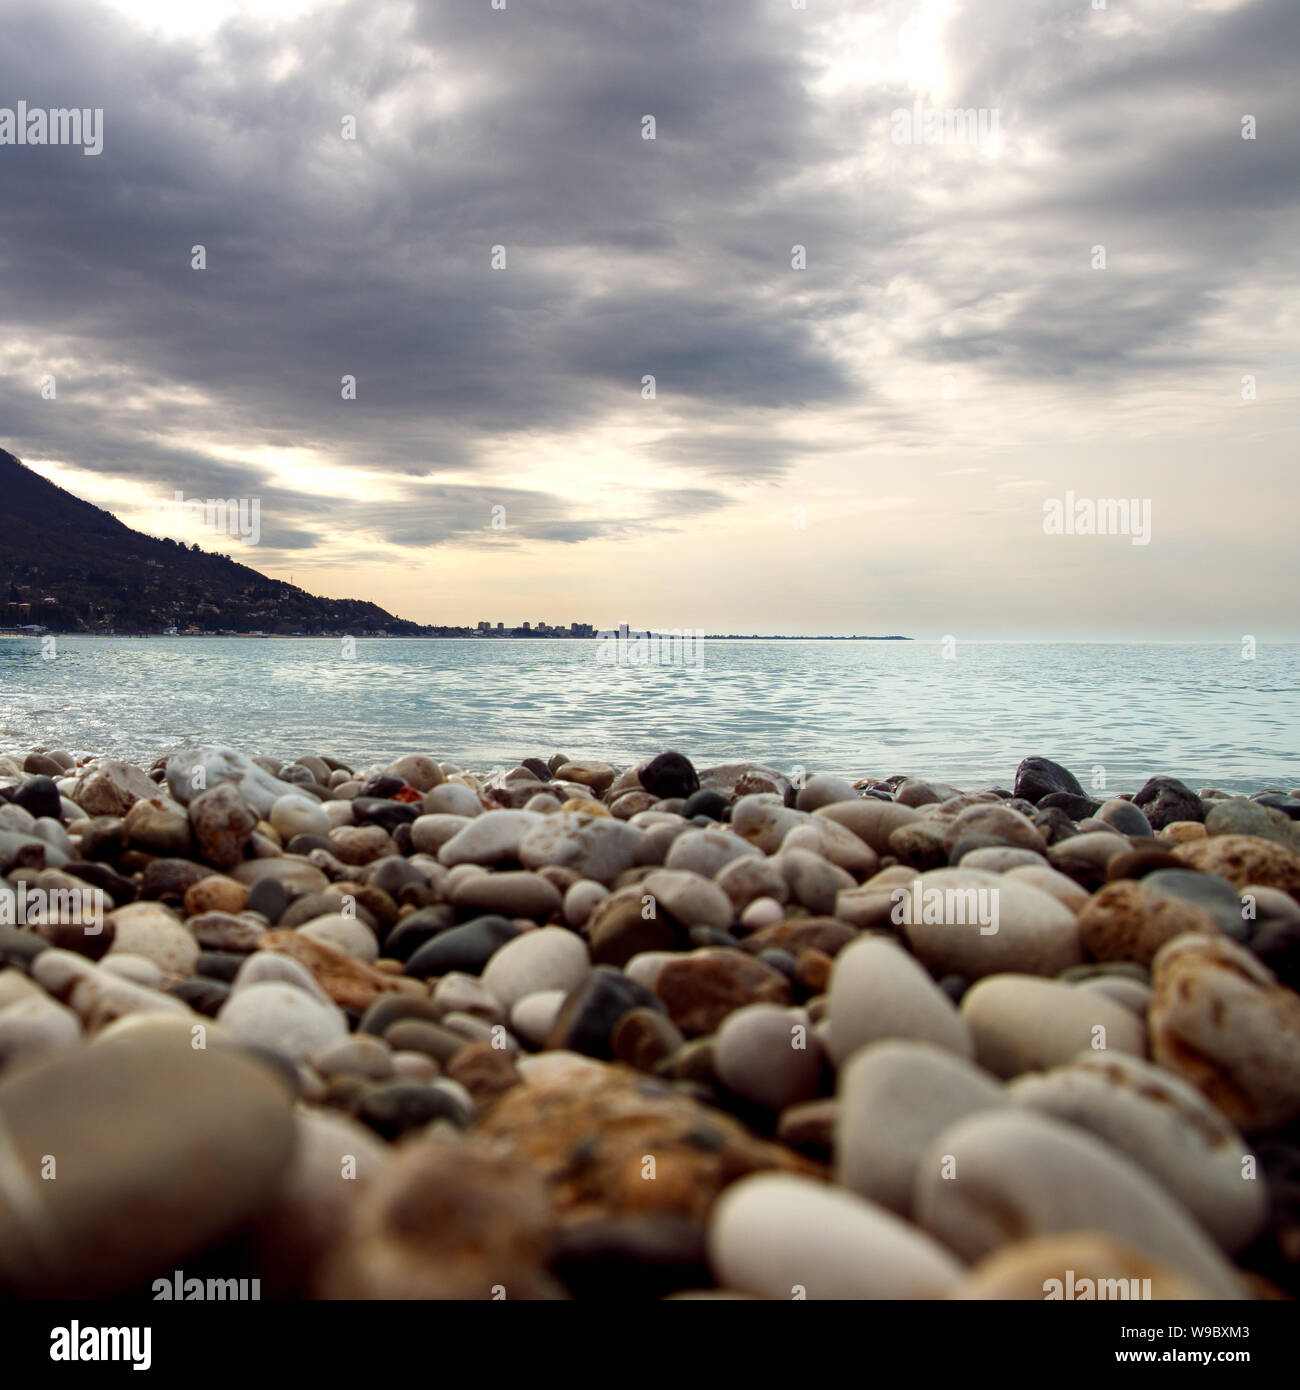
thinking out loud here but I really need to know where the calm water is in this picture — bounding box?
[0,638,1296,794]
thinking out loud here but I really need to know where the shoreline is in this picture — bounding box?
[1,743,1299,1300]
[0,630,914,641]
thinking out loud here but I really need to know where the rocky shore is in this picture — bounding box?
[1,744,1299,1300]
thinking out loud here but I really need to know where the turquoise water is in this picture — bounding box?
[0,637,1296,793]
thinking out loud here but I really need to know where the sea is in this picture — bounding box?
[1,637,1297,795]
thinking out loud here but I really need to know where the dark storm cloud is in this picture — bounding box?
[0,0,851,535]
[0,0,1295,550]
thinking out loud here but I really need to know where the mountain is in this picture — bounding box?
[0,447,427,635]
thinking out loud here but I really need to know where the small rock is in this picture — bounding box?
[481,927,591,1010]
[217,980,348,1063]
[654,948,791,1037]
[106,902,199,975]
[71,760,157,818]
[1013,756,1084,804]
[544,967,663,1058]
[479,1063,814,1224]
[639,751,699,800]
[1096,799,1154,838]
[556,761,617,796]
[1132,776,1205,830]
[510,989,569,1047]
[449,870,562,920]
[714,1003,823,1110]
[298,913,380,964]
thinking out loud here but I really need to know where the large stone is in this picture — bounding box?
[1206,798,1285,843]
[915,1109,1246,1298]
[544,967,663,1058]
[1078,879,1221,966]
[899,869,1083,979]
[813,799,920,854]
[555,761,617,796]
[835,1040,1004,1216]
[1173,835,1300,894]
[730,796,810,854]
[0,1020,295,1296]
[1009,1053,1267,1252]
[403,915,521,979]
[941,805,1046,855]
[827,936,972,1065]
[478,1062,815,1225]
[708,1172,962,1299]
[587,892,682,967]
[794,773,859,811]
[664,828,760,879]
[319,1135,562,1299]
[960,975,1147,1078]
[123,797,192,856]
[259,929,405,1010]
[713,1004,823,1110]
[1149,933,1300,1134]
[269,794,331,842]
[386,754,444,793]
[298,913,380,964]
[0,994,82,1071]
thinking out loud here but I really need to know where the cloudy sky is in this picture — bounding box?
[0,0,1295,638]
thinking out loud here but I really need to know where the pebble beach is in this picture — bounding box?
[2,743,1299,1301]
